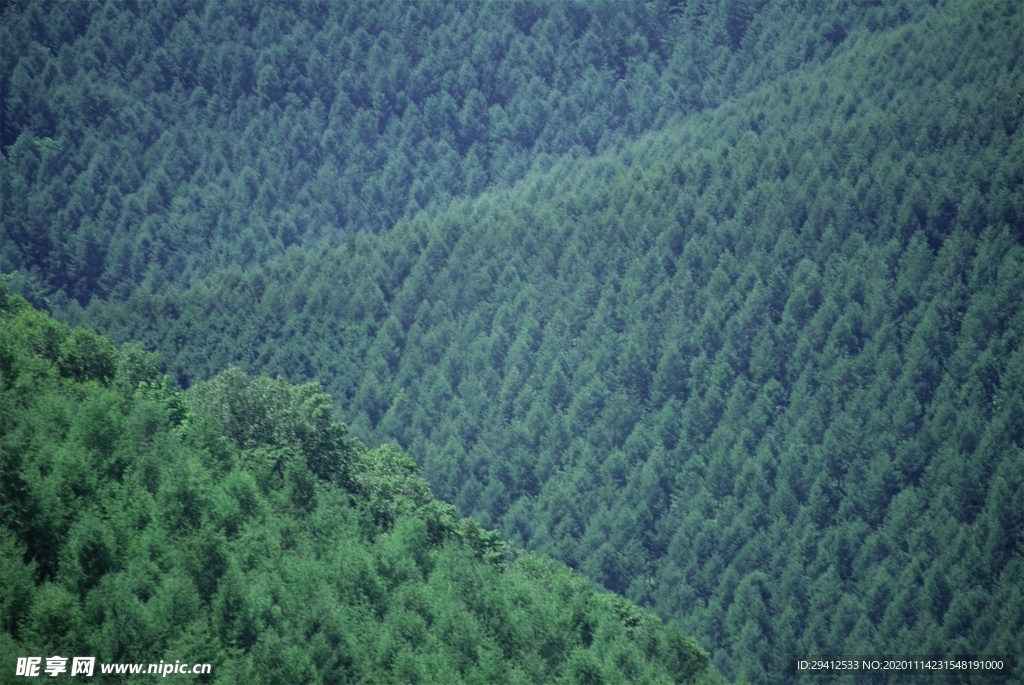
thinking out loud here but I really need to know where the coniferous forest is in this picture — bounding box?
[3,0,1023,683]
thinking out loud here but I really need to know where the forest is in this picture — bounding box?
[1,288,717,683]
[2,0,1023,683]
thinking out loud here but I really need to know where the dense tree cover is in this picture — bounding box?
[70,0,1024,681]
[1,0,932,307]
[0,288,720,684]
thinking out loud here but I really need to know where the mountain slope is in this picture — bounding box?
[0,288,721,684]
[3,0,932,306]
[72,0,1024,681]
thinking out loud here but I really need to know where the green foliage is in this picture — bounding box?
[0,529,35,642]
[187,368,356,485]
[1,0,929,306]
[0,295,713,683]
[65,0,1024,681]
[6,0,1024,681]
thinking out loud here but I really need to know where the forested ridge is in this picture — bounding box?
[4,0,1024,682]
[0,289,719,684]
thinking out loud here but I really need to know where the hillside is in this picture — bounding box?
[0,289,720,684]
[3,0,930,306]
[67,0,1024,681]
[4,0,1024,681]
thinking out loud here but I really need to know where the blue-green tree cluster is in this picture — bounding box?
[2,0,928,306]
[70,0,1024,680]
[5,0,1024,681]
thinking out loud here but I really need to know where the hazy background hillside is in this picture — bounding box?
[4,0,926,304]
[4,0,1024,682]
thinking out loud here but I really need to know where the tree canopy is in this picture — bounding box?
[3,0,1023,681]
[0,288,718,684]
